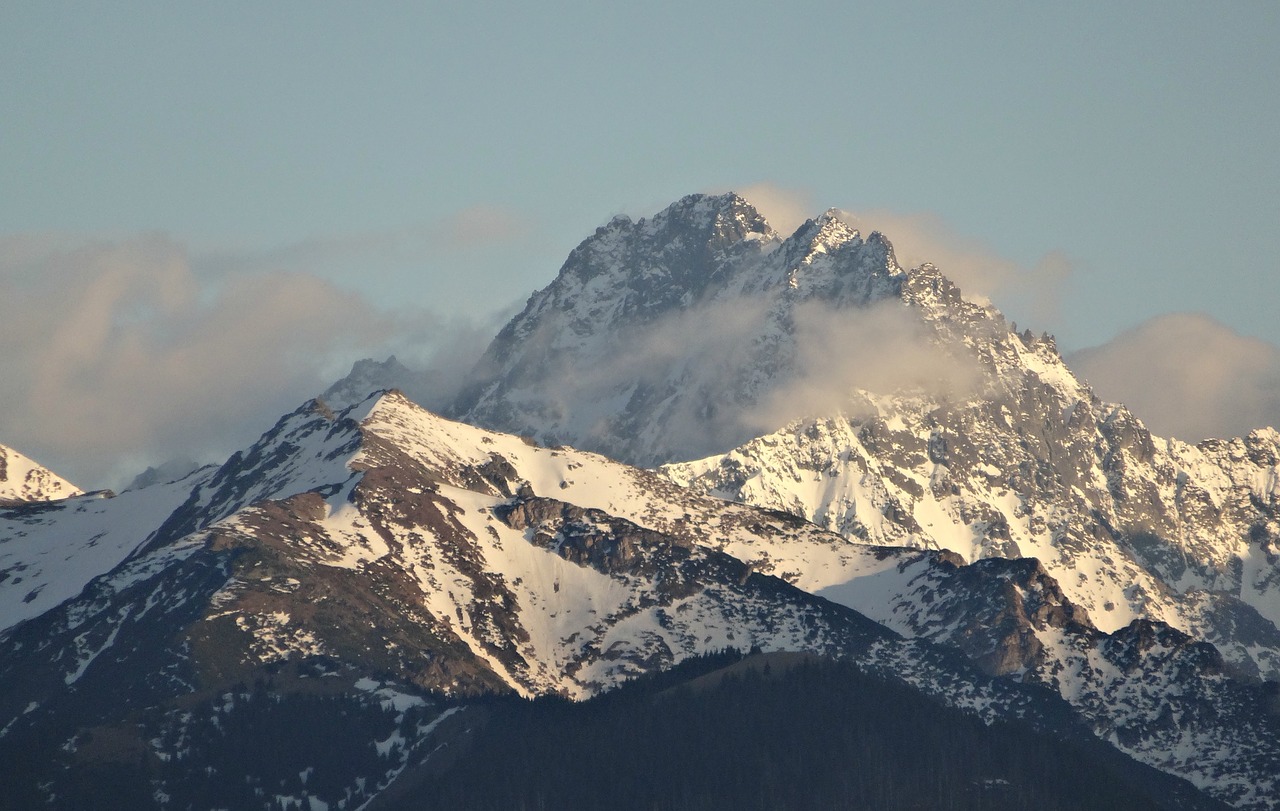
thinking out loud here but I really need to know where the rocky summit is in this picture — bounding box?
[2,193,1279,810]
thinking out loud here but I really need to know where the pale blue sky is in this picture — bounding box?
[6,2,1279,343]
[3,1,1280,485]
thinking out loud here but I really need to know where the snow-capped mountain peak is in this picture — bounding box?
[0,445,80,505]
[451,193,1015,467]
[783,208,862,256]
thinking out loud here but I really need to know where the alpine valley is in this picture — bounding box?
[2,193,1277,810]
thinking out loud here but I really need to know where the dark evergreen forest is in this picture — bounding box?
[0,651,1229,811]
[386,651,1227,811]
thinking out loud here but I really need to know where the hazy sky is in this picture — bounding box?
[3,2,1279,486]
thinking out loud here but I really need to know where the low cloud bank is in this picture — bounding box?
[747,300,983,434]
[0,197,539,490]
[1069,313,1280,441]
[0,234,399,488]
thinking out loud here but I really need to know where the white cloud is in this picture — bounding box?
[0,201,551,489]
[730,182,1074,332]
[748,299,984,433]
[734,182,815,238]
[1069,313,1280,441]
[467,290,983,463]
[0,234,398,488]
[834,209,1073,329]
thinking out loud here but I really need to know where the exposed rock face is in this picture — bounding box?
[124,457,203,492]
[450,194,938,467]
[322,355,435,410]
[665,392,1280,683]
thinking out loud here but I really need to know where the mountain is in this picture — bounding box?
[322,355,432,411]
[663,399,1280,677]
[450,194,895,466]
[436,191,1280,659]
[1,391,1277,809]
[124,458,204,492]
[6,191,1280,809]
[0,444,80,505]
[0,391,1046,708]
[432,191,1280,806]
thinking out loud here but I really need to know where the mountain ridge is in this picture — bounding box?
[3,389,1277,807]
[4,191,1280,809]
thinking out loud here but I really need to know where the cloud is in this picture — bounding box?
[438,204,534,251]
[747,299,984,433]
[729,183,1074,332]
[195,203,536,281]
[593,297,777,456]
[835,209,1073,330]
[468,295,776,460]
[0,203,549,490]
[1069,313,1280,441]
[372,301,524,413]
[0,234,400,488]
[734,182,815,238]
[478,290,983,465]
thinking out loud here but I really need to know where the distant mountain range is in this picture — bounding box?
[2,193,1278,810]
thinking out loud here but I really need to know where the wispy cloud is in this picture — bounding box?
[194,203,537,280]
[1069,313,1280,441]
[732,183,1074,332]
[834,209,1073,329]
[748,300,984,433]
[734,182,815,238]
[473,292,982,464]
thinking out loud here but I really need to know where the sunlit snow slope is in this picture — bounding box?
[0,445,79,505]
